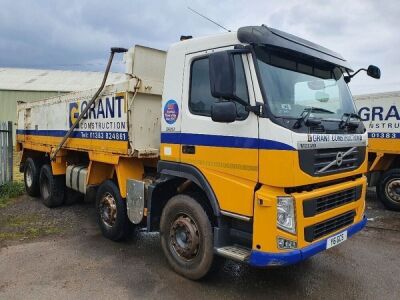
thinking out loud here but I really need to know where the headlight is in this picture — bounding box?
[277,196,296,234]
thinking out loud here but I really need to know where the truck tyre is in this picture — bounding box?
[39,164,65,208]
[96,180,131,241]
[377,168,400,211]
[24,157,41,197]
[160,194,216,280]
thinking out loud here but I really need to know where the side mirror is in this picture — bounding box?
[344,65,381,83]
[209,51,236,100]
[367,65,381,79]
[211,101,237,123]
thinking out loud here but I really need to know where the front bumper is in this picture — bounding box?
[249,216,367,267]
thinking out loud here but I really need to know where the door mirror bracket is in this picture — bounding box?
[245,102,265,117]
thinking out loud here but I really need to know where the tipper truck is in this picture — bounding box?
[355,91,400,211]
[16,25,381,280]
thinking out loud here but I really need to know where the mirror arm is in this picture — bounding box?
[229,95,247,107]
[230,95,265,116]
[350,68,367,79]
[345,68,367,83]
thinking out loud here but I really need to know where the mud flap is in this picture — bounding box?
[126,179,145,224]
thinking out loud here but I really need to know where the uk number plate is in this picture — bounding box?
[326,231,347,249]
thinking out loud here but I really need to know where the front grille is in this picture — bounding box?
[314,147,359,174]
[299,147,365,177]
[303,186,362,217]
[304,210,355,242]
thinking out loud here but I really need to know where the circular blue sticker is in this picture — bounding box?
[164,99,179,124]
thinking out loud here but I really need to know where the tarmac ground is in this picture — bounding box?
[0,187,399,299]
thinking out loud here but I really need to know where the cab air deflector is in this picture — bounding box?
[237,25,353,71]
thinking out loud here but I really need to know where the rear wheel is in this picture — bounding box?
[160,194,216,280]
[24,157,41,197]
[39,164,65,208]
[96,180,131,241]
[377,168,400,211]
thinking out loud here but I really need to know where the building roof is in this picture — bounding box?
[0,68,125,92]
[353,90,400,100]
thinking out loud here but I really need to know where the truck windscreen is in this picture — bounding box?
[254,46,356,121]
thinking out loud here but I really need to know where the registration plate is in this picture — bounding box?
[326,231,347,249]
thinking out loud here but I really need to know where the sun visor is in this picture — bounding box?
[237,25,353,71]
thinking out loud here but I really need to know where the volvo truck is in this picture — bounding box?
[16,25,380,279]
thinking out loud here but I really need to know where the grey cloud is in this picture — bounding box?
[0,0,398,94]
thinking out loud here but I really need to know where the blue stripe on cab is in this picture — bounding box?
[18,130,294,150]
[161,133,294,151]
[259,139,295,151]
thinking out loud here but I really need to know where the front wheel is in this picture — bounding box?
[377,168,400,211]
[160,194,217,280]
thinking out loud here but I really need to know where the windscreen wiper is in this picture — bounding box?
[293,107,334,129]
[339,113,361,130]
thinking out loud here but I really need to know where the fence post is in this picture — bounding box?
[8,121,13,182]
[0,123,3,185]
[0,122,5,185]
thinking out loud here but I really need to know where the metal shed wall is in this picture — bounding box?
[0,90,69,142]
[0,68,125,145]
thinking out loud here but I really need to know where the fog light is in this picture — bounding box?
[277,237,297,250]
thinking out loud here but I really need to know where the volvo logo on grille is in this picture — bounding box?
[316,147,357,174]
[336,152,344,167]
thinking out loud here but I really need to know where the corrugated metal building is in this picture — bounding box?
[0,67,125,142]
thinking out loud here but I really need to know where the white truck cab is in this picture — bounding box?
[158,26,372,271]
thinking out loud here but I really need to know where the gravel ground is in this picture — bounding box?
[0,187,399,299]
[0,194,90,247]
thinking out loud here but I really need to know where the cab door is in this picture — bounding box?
[180,48,259,217]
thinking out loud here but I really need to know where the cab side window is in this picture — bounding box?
[189,54,249,119]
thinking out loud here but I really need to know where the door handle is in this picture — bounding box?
[182,145,196,154]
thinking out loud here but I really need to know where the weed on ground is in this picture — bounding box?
[0,181,25,208]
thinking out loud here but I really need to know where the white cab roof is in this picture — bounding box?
[168,31,239,54]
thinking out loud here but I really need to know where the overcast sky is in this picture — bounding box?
[0,0,398,95]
